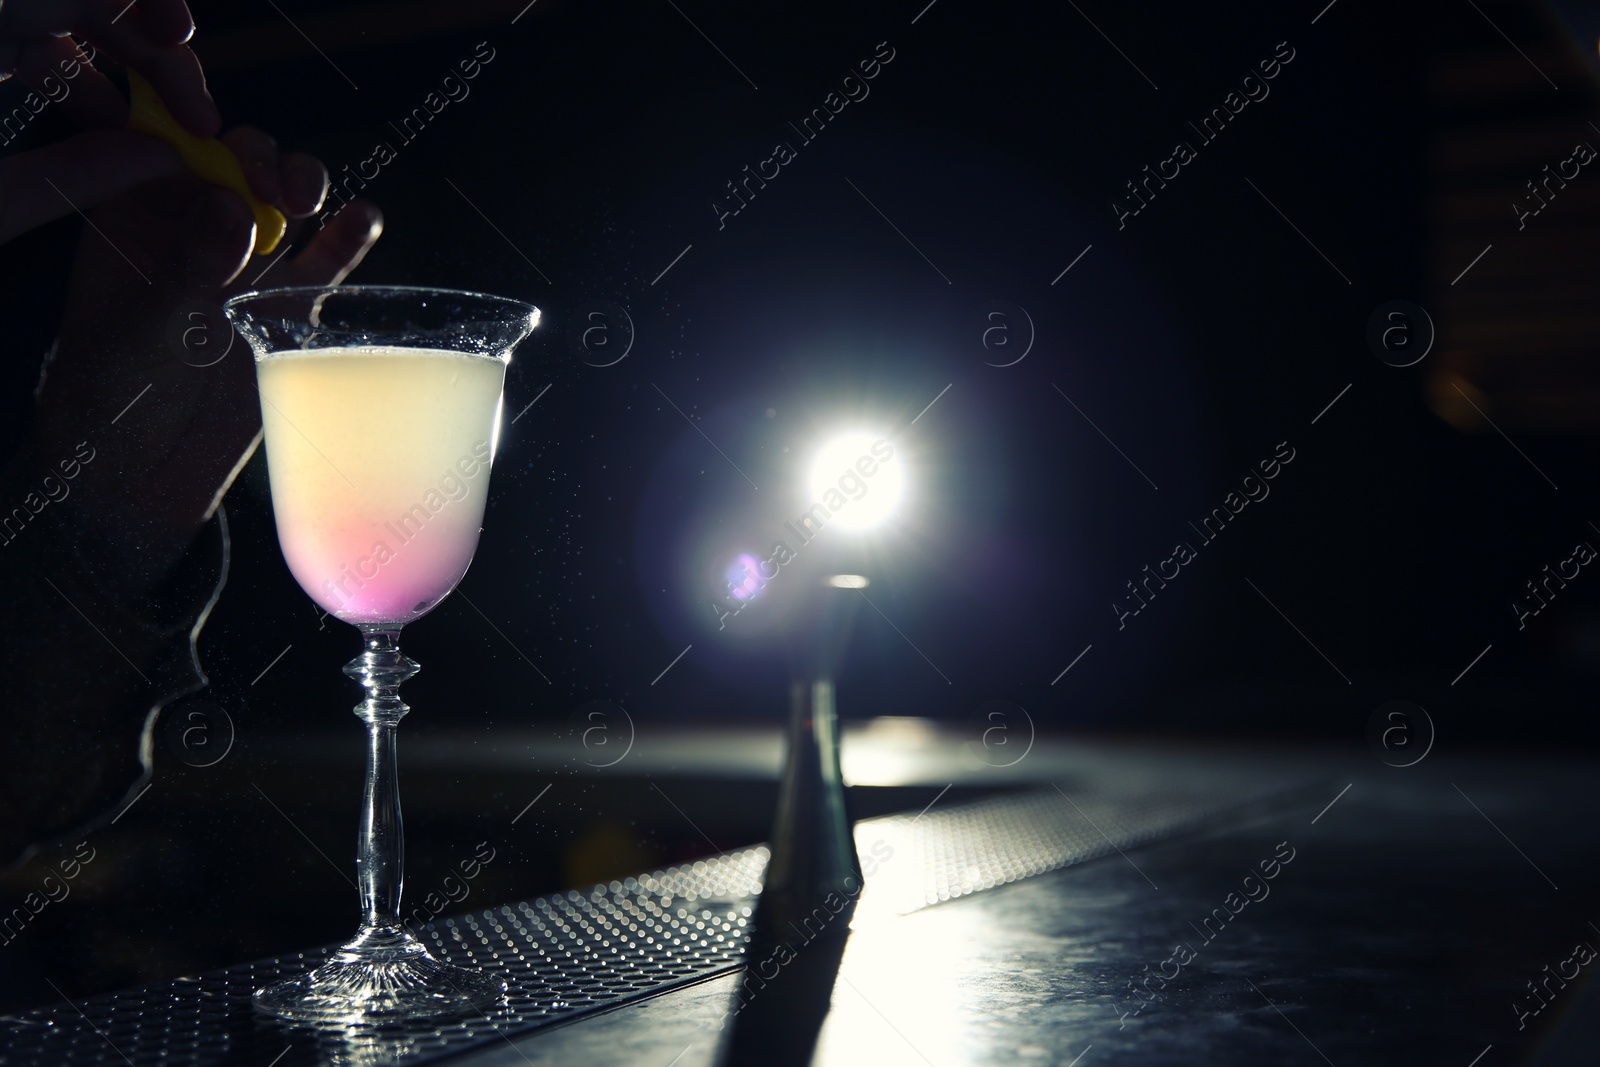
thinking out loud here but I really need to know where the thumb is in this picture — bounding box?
[159,184,256,292]
[0,130,183,244]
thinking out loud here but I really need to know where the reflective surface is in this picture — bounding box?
[0,764,1281,1064]
[472,760,1600,1067]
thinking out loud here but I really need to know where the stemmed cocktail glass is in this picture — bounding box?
[224,286,538,1023]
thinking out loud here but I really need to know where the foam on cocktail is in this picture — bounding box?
[256,345,506,624]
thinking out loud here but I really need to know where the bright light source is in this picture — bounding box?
[807,431,904,530]
[825,574,869,588]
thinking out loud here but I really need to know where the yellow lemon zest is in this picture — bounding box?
[126,70,287,255]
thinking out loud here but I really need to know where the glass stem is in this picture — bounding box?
[345,626,418,939]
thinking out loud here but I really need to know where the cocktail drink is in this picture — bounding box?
[256,346,506,625]
[225,287,538,1023]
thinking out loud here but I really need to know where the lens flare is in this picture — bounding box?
[806,432,904,529]
[726,552,763,600]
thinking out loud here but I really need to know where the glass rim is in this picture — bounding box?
[223,284,540,318]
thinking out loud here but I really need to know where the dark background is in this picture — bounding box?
[3,0,1599,1012]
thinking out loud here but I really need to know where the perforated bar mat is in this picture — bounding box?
[0,778,1301,1065]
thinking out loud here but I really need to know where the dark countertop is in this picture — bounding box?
[4,739,1596,1066]
[458,755,1600,1066]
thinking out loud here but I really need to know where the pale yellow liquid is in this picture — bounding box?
[256,345,506,623]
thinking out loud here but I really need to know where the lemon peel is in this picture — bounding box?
[126,70,287,255]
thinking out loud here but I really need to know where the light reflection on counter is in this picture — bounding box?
[817,905,974,1063]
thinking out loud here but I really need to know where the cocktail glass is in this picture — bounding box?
[224,286,538,1023]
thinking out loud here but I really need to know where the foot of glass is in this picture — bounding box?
[253,927,505,1023]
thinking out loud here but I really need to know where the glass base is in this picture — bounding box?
[253,928,506,1023]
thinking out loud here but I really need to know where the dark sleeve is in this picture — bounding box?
[0,446,228,869]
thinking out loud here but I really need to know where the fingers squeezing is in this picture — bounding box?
[126,70,286,254]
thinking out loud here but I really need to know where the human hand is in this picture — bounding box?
[0,0,220,243]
